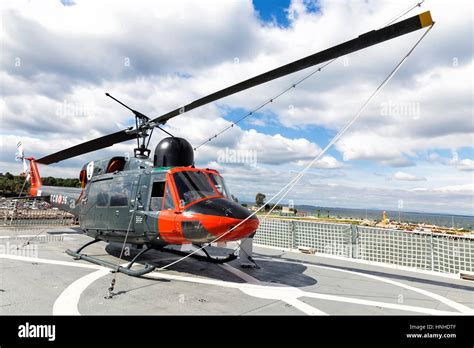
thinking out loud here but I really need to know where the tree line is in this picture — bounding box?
[250,192,296,213]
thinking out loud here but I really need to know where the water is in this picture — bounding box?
[299,206,474,231]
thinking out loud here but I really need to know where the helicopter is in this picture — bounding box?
[18,11,433,276]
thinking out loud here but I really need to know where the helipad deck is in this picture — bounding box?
[0,226,472,315]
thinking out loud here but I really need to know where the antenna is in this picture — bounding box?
[105,93,173,159]
[105,93,149,121]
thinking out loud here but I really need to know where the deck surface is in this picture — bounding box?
[1,225,473,316]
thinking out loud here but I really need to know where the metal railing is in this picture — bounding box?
[254,218,474,274]
[0,199,75,226]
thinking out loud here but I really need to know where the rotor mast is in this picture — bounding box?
[105,93,175,159]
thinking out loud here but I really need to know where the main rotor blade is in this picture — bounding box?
[36,130,137,165]
[150,11,433,126]
[36,11,432,165]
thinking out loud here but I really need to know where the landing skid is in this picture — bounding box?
[160,244,237,264]
[65,239,156,277]
[66,239,236,277]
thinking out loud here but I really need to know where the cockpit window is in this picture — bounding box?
[173,171,217,206]
[149,181,165,211]
[208,173,232,198]
[163,184,174,210]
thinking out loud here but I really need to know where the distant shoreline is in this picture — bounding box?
[244,202,474,231]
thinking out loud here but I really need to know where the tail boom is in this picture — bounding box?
[24,157,82,216]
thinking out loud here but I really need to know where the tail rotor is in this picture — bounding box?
[15,141,30,180]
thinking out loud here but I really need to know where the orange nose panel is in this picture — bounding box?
[191,215,259,243]
[222,217,260,241]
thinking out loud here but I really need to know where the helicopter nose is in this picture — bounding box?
[224,214,260,240]
[183,198,259,242]
[185,197,256,220]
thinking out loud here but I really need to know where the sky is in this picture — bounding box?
[0,0,473,215]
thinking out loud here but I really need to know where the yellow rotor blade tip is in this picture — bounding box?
[419,11,433,28]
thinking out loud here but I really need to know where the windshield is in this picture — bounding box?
[173,171,217,206]
[208,173,232,198]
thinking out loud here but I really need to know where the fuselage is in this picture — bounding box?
[30,157,259,247]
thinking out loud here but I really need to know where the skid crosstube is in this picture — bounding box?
[159,245,238,264]
[65,238,237,277]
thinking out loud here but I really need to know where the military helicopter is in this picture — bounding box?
[19,11,433,276]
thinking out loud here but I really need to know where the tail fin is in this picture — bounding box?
[25,157,42,196]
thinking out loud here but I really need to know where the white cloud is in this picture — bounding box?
[425,152,474,172]
[456,159,474,172]
[294,155,345,169]
[393,171,426,182]
[431,183,474,194]
[0,0,472,215]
